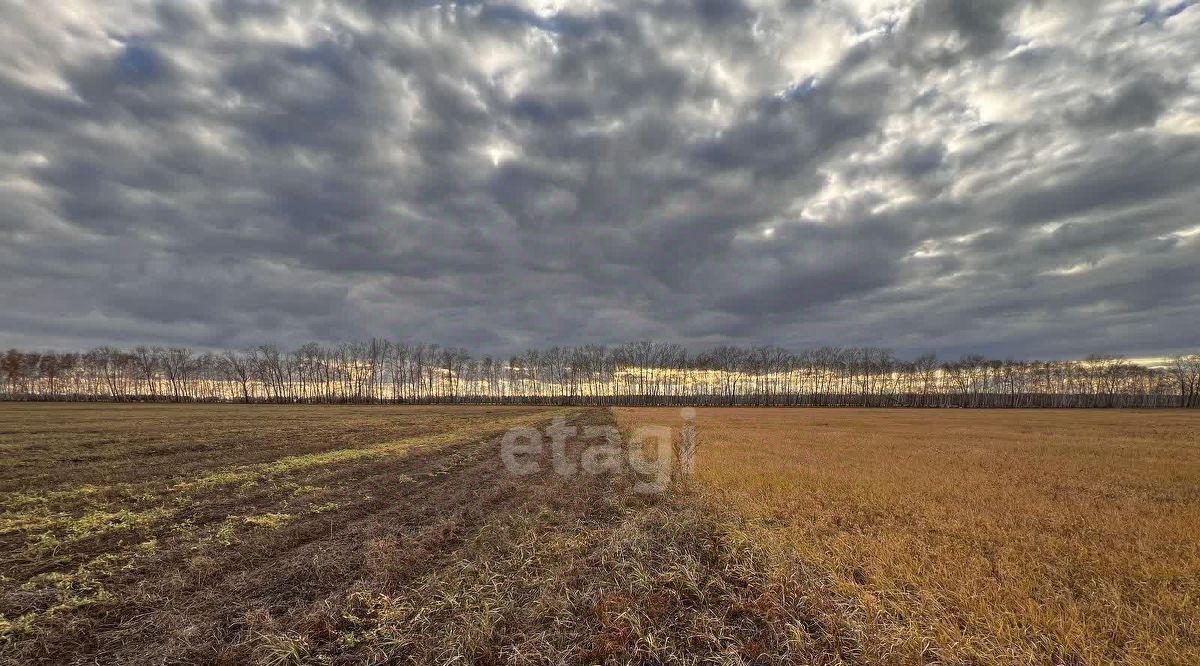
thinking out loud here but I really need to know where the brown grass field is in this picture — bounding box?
[614,408,1200,665]
[1,404,1198,664]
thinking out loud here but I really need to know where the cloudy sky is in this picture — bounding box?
[1,1,1198,359]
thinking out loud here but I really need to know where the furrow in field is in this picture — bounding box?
[0,407,575,657]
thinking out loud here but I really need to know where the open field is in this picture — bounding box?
[615,408,1200,665]
[0,404,580,662]
[1,404,1198,664]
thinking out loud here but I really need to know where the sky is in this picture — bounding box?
[1,0,1198,360]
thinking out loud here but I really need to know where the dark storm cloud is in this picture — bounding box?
[1070,77,1182,130]
[1,0,1199,358]
[896,0,1022,68]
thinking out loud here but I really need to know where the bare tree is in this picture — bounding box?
[1169,354,1200,408]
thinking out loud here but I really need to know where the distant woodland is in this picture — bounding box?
[1,342,1198,408]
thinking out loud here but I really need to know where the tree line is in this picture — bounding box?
[3,341,1198,408]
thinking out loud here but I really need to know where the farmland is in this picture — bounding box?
[615,408,1200,664]
[2,404,1199,664]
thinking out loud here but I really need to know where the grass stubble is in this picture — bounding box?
[614,408,1200,665]
[1,403,1198,664]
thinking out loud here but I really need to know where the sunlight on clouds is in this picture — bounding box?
[909,240,942,258]
[1166,224,1200,239]
[1045,262,1097,276]
[1158,111,1200,135]
[1,0,1198,357]
[483,139,519,167]
[908,229,992,260]
[799,172,848,222]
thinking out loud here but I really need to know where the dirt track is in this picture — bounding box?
[2,405,855,664]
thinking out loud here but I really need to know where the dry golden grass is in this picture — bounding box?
[615,407,1200,665]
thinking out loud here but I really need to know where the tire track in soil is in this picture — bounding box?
[4,409,588,664]
[11,408,828,665]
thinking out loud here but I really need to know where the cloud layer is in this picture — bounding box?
[1,0,1198,358]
